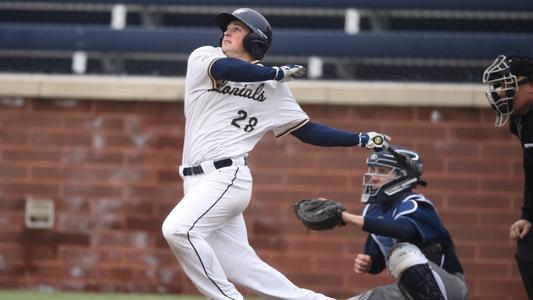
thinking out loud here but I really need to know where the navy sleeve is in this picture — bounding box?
[210,58,280,82]
[290,121,360,147]
[363,217,421,242]
[512,115,533,222]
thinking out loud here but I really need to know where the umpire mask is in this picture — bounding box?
[483,55,533,127]
[361,148,422,204]
[482,55,518,127]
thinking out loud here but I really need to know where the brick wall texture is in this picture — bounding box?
[0,98,527,299]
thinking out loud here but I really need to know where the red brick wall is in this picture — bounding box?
[0,98,527,299]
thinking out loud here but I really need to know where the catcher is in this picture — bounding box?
[294,147,468,300]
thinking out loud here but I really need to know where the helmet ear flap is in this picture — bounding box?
[244,33,269,60]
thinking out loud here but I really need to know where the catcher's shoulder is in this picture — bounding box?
[401,193,431,204]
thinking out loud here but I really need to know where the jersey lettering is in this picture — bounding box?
[210,81,266,102]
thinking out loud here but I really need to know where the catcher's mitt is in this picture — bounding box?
[293,198,346,231]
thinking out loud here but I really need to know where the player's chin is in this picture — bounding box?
[221,43,232,52]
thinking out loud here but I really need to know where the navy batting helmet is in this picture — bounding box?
[361,146,424,204]
[216,8,272,60]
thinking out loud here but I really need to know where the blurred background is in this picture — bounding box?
[0,0,532,299]
[2,0,533,80]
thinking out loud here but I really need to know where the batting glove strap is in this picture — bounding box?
[273,66,284,81]
[358,133,368,147]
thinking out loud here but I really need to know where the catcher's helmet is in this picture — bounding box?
[482,55,533,127]
[361,146,423,204]
[216,8,272,60]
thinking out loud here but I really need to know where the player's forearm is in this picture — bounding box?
[342,212,364,227]
[362,237,387,274]
[210,57,278,82]
[362,217,418,241]
[291,121,360,147]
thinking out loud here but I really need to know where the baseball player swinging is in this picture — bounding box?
[161,8,390,299]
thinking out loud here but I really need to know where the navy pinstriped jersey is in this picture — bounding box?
[362,192,464,275]
[510,111,533,223]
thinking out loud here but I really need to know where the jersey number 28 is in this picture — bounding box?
[231,110,257,132]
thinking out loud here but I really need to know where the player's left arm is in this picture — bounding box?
[210,58,303,82]
[362,216,420,242]
[291,121,390,150]
[210,58,277,82]
[341,210,420,241]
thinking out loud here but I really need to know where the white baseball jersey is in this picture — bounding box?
[182,46,309,166]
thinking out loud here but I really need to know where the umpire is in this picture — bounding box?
[483,55,533,299]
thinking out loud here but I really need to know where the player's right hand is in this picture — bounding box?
[359,132,391,150]
[273,64,306,82]
[354,253,372,274]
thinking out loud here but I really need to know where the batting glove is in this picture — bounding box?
[273,64,306,82]
[359,132,391,150]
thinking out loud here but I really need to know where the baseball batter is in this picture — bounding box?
[161,8,390,299]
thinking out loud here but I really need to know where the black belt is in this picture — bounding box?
[182,158,234,176]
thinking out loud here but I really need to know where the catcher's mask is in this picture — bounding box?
[216,8,272,60]
[361,147,422,204]
[482,55,533,127]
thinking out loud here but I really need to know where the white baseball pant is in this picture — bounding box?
[162,162,333,300]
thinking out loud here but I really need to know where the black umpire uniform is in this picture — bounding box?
[484,55,533,299]
[510,111,533,299]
